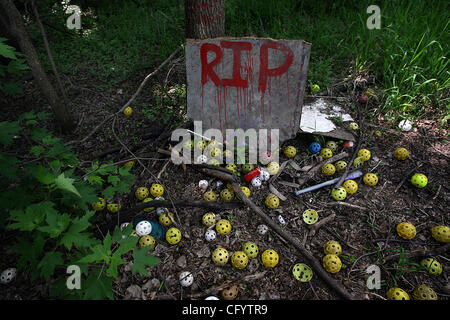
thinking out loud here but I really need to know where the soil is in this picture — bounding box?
[1,60,449,301]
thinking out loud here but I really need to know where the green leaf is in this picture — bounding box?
[0,153,18,178]
[131,247,160,276]
[107,175,120,186]
[38,251,63,280]
[101,185,116,199]
[37,211,71,238]
[12,235,45,271]
[59,210,97,250]
[37,165,55,185]
[106,251,125,279]
[83,269,114,300]
[0,121,21,145]
[78,232,112,265]
[0,41,17,59]
[87,175,104,186]
[55,173,81,197]
[30,145,45,157]
[9,207,44,231]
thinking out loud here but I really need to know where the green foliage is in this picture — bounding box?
[0,38,29,95]
[0,112,159,299]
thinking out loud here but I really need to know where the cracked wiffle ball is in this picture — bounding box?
[165,227,181,245]
[292,263,313,282]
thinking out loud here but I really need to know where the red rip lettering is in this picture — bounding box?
[200,40,294,95]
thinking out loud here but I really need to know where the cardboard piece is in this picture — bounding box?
[185,37,311,144]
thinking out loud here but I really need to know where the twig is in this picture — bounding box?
[324,202,369,211]
[394,164,422,193]
[308,213,336,238]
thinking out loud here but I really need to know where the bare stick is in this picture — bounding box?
[383,243,450,263]
[308,213,336,238]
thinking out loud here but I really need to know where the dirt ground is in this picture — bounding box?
[1,64,449,301]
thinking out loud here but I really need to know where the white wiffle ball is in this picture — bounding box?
[198,180,209,190]
[205,296,219,300]
[0,268,17,284]
[251,176,262,188]
[197,155,208,164]
[205,229,217,242]
[259,169,270,181]
[135,220,152,236]
[179,271,194,287]
[278,215,286,226]
[257,224,269,235]
[398,119,412,132]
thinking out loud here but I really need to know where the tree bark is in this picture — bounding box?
[185,0,225,39]
[0,0,76,134]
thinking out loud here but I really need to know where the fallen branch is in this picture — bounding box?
[199,167,355,300]
[308,213,336,238]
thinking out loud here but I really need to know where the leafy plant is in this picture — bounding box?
[1,111,160,299]
[0,38,29,95]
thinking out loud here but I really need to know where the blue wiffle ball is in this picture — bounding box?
[309,142,322,154]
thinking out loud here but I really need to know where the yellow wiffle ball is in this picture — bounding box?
[396,222,416,240]
[320,148,333,159]
[343,180,358,194]
[357,149,371,162]
[135,187,149,200]
[284,146,297,158]
[394,147,410,160]
[212,247,229,265]
[265,194,280,209]
[202,212,216,227]
[150,184,164,197]
[321,163,336,176]
[261,249,279,268]
[216,219,232,235]
[231,251,249,269]
[363,173,379,186]
[123,106,133,116]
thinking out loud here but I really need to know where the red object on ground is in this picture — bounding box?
[358,95,368,104]
[244,168,261,182]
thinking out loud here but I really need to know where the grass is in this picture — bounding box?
[28,0,449,122]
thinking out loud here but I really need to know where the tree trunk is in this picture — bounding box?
[185,0,225,39]
[0,0,76,134]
